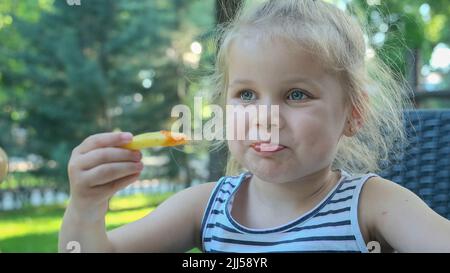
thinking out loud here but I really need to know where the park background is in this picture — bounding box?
[0,0,449,252]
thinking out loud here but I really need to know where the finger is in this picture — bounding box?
[79,148,142,170]
[105,173,141,196]
[84,162,144,187]
[77,132,133,154]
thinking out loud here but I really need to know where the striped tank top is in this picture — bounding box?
[201,169,378,253]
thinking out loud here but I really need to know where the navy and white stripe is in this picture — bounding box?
[201,169,378,253]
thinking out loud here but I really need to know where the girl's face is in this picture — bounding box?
[226,36,349,183]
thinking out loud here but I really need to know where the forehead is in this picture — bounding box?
[227,35,346,101]
[228,35,327,79]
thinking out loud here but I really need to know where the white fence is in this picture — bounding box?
[0,179,192,211]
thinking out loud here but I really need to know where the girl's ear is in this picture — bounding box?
[344,92,367,137]
[344,91,369,137]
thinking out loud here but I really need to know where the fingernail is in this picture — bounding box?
[121,132,133,141]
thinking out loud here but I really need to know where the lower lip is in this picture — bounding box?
[251,143,286,154]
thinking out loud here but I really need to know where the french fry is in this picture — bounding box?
[121,130,187,150]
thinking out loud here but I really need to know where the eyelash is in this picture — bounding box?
[236,88,311,102]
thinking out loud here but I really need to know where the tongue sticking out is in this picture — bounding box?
[259,143,284,152]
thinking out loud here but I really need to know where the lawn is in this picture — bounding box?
[0,192,200,253]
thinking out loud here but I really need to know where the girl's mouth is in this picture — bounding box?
[250,142,286,153]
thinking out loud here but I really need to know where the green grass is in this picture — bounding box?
[0,192,203,253]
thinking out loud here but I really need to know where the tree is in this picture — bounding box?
[352,0,450,98]
[0,0,215,190]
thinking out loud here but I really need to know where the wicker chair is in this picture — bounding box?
[380,109,450,219]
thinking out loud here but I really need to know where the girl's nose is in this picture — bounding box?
[254,99,285,131]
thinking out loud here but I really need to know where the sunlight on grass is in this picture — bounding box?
[105,207,154,228]
[0,193,174,252]
[0,216,62,240]
[108,193,172,211]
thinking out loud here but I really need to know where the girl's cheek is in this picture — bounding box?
[303,124,339,160]
[289,114,333,149]
[227,140,246,166]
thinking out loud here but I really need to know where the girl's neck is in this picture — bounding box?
[249,166,341,211]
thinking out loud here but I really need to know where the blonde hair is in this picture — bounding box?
[207,0,413,176]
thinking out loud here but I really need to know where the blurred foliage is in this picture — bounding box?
[0,172,57,190]
[0,0,215,189]
[351,0,449,78]
[349,0,450,108]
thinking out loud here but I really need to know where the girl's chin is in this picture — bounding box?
[250,171,297,184]
[246,163,297,182]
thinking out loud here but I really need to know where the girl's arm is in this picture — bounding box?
[106,181,216,252]
[59,132,215,253]
[360,177,450,253]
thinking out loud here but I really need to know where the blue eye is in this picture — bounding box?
[239,90,256,101]
[287,89,307,101]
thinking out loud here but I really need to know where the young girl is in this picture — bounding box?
[59,0,450,253]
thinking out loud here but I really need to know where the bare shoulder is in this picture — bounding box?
[188,181,218,198]
[359,176,412,212]
[359,176,450,252]
[161,181,217,212]
[182,181,217,212]
[359,175,429,225]
[168,181,217,224]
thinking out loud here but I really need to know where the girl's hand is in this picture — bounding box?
[67,132,143,219]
